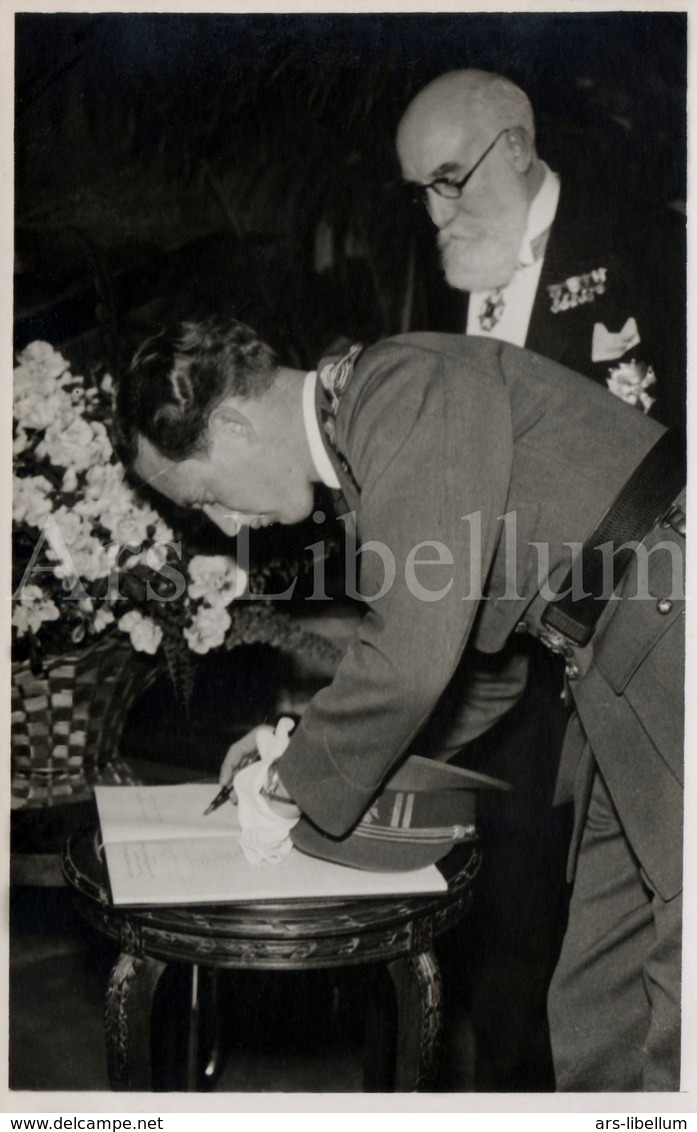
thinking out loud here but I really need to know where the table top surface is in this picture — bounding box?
[62,823,482,940]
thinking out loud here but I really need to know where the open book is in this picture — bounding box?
[94,784,447,906]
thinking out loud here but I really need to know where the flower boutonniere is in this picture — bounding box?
[548,268,607,313]
[606,359,657,414]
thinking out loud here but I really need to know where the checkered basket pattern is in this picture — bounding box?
[11,635,157,807]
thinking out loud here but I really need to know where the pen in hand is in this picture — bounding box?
[203,749,261,816]
[203,781,236,816]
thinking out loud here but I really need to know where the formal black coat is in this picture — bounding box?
[409,180,686,432]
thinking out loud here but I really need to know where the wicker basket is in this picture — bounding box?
[11,634,157,808]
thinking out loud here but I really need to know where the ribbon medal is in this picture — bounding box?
[548,268,607,313]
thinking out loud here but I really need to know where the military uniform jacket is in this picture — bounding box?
[280,333,684,900]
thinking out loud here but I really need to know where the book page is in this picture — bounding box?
[95,784,239,844]
[97,783,448,905]
[102,834,447,906]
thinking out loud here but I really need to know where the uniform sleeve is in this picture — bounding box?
[435,645,530,759]
[279,340,513,835]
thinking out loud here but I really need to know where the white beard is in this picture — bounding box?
[439,226,524,293]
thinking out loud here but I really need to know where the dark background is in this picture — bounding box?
[13,6,689,781]
[11,12,689,1093]
[15,11,687,373]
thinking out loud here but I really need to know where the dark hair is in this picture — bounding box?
[115,316,278,465]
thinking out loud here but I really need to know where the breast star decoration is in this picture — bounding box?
[606,359,657,414]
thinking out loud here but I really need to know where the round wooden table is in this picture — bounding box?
[62,825,482,1092]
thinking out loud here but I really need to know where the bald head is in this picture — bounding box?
[396,70,543,293]
[397,70,535,159]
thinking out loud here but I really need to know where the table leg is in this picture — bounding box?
[186,966,224,1091]
[105,951,167,1091]
[186,965,200,1092]
[388,947,443,1091]
[201,969,223,1086]
[363,968,396,1091]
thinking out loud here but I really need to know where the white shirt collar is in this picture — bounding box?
[517,161,560,268]
[303,370,341,489]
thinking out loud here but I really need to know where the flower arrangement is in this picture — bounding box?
[12,341,339,697]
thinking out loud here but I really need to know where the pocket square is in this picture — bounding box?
[591,317,641,363]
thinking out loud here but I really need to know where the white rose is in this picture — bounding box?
[71,542,109,582]
[118,610,163,654]
[77,466,162,544]
[13,475,54,527]
[109,510,155,547]
[76,464,125,516]
[93,607,116,633]
[49,507,88,546]
[12,585,60,637]
[13,344,78,435]
[15,341,70,385]
[89,420,114,465]
[184,605,232,654]
[36,415,95,470]
[187,555,248,608]
[36,415,114,472]
[49,507,109,581]
[14,387,76,432]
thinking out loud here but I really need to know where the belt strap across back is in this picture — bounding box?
[541,429,686,648]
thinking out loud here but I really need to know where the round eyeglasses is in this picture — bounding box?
[407,127,512,206]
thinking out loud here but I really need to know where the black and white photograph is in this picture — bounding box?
[6,3,691,1108]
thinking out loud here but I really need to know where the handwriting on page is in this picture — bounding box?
[120,840,235,883]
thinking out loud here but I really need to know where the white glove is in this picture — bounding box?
[234,717,300,865]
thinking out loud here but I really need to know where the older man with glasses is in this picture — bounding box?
[397,69,685,430]
[396,68,686,1091]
